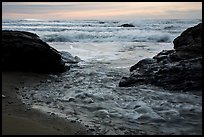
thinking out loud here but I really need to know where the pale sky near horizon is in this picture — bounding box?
[2,2,202,20]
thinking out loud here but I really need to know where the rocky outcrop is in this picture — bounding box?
[173,23,202,58]
[2,30,68,73]
[120,24,135,27]
[119,23,202,92]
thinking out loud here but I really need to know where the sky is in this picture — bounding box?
[2,2,202,20]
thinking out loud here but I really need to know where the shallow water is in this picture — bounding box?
[3,19,202,135]
[19,42,202,135]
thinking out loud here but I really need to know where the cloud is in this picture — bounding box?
[2,2,202,20]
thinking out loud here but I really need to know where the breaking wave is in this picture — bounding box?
[42,31,172,43]
[2,19,201,43]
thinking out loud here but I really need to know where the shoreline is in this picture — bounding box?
[2,71,91,135]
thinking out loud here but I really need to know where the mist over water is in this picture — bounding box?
[2,19,202,135]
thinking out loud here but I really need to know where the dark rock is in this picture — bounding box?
[173,23,202,58]
[119,23,202,93]
[119,77,137,87]
[46,101,51,104]
[99,21,105,24]
[15,87,19,90]
[130,58,155,72]
[2,30,67,73]
[120,24,135,27]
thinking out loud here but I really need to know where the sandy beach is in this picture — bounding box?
[2,71,91,135]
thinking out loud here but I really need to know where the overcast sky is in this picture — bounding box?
[2,2,202,20]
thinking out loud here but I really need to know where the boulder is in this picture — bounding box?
[2,30,67,73]
[119,23,202,92]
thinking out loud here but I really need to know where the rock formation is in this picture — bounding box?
[120,24,135,27]
[119,23,202,92]
[2,30,68,73]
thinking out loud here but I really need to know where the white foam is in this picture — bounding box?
[2,19,201,43]
[4,19,202,134]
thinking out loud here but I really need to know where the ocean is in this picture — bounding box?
[2,19,202,135]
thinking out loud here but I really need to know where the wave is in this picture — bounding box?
[2,19,200,43]
[41,30,172,43]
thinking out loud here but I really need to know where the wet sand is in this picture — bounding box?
[2,71,91,135]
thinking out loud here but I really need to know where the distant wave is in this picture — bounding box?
[41,31,172,43]
[2,19,201,43]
